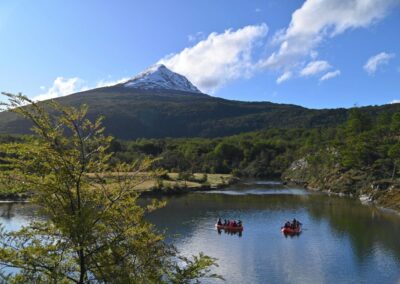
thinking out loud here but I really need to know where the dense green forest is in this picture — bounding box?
[2,107,400,176]
[2,107,400,179]
[105,108,399,178]
[106,108,400,210]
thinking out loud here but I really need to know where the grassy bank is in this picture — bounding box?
[0,172,236,201]
[93,172,236,195]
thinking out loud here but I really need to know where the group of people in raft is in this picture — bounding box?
[283,218,302,229]
[216,218,302,230]
[217,218,242,227]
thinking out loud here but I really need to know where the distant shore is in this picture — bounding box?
[283,178,400,214]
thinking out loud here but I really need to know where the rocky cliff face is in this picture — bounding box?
[283,156,400,212]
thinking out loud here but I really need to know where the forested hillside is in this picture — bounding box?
[0,88,356,139]
[2,87,400,140]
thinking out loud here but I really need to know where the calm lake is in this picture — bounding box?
[1,181,400,283]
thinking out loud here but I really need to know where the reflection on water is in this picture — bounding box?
[1,181,400,283]
[217,228,242,238]
[201,188,308,196]
[147,182,400,284]
[0,202,35,232]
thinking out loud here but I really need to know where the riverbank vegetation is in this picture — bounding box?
[0,94,220,283]
[1,99,400,211]
[88,172,235,195]
[103,108,400,211]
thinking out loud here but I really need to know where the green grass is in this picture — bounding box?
[89,172,235,193]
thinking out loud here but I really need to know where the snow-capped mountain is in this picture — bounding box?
[122,64,202,94]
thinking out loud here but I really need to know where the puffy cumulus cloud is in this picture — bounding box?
[260,0,398,74]
[300,60,331,77]
[33,76,132,102]
[158,24,268,93]
[320,70,341,81]
[276,71,292,84]
[390,99,400,104]
[33,77,85,101]
[363,52,395,75]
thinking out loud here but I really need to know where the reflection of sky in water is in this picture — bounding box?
[243,180,283,185]
[0,202,32,232]
[167,211,400,284]
[200,188,309,196]
[2,182,400,283]
[150,182,400,283]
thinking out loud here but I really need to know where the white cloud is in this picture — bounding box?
[96,77,130,88]
[300,60,331,77]
[33,75,134,102]
[188,31,205,43]
[260,0,398,73]
[158,24,268,93]
[390,99,400,104]
[255,8,262,13]
[154,1,398,89]
[320,70,341,81]
[276,71,292,84]
[33,77,85,101]
[310,51,318,60]
[363,52,395,75]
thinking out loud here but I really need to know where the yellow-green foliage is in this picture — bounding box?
[0,93,219,283]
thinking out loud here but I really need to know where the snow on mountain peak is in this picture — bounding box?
[123,64,201,93]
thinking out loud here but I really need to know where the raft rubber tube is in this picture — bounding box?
[281,226,302,234]
[215,224,244,231]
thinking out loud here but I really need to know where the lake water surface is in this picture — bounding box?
[1,181,400,283]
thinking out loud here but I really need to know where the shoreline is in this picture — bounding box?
[284,179,400,215]
[0,174,239,202]
[3,176,397,216]
[139,177,239,196]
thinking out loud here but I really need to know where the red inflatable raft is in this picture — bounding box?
[215,224,244,232]
[281,226,302,234]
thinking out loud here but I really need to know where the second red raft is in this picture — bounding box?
[281,226,302,234]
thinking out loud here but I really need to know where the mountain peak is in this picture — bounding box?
[122,64,202,94]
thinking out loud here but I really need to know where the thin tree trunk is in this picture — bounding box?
[79,248,86,284]
[391,162,396,180]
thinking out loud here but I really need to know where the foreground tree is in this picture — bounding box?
[0,93,219,283]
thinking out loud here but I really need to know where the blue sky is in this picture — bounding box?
[0,0,399,109]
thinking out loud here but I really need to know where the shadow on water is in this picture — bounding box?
[0,203,15,219]
[282,232,302,239]
[217,228,242,238]
[306,195,400,263]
